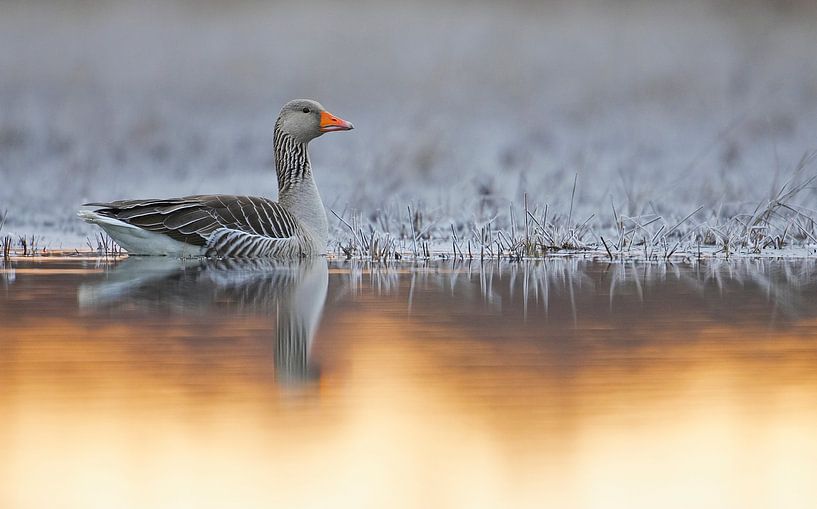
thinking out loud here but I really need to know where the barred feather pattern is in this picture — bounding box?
[274,124,310,193]
[205,228,307,258]
[88,194,315,258]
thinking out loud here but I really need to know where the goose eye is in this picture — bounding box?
[302,107,310,113]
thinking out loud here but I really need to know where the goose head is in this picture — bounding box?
[276,99,354,144]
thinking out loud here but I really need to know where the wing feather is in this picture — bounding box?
[86,195,298,251]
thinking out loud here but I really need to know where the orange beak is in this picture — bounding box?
[319,110,354,132]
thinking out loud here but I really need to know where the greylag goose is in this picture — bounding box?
[78,99,353,258]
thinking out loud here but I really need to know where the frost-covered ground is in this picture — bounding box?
[1,0,816,255]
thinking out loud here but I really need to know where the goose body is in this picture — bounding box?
[78,99,353,258]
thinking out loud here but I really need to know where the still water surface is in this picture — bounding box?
[1,257,817,509]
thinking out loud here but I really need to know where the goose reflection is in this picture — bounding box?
[78,256,328,383]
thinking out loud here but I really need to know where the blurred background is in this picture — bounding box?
[1,0,816,247]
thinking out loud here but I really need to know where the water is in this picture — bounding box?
[2,257,817,509]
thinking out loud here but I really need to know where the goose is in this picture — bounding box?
[78,99,353,258]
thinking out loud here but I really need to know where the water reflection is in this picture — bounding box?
[2,257,817,509]
[78,257,328,383]
[336,258,817,323]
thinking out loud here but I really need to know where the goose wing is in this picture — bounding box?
[86,195,299,255]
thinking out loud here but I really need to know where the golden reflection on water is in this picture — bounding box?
[1,257,817,508]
